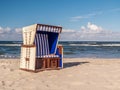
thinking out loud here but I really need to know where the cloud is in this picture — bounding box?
[60,22,120,41]
[70,8,120,22]
[86,22,102,32]
[109,8,120,12]
[15,28,22,34]
[62,29,75,32]
[0,27,3,33]
[70,12,102,21]
[80,22,103,34]
[0,26,11,34]
[0,26,22,41]
[1,22,120,41]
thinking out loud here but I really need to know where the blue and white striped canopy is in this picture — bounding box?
[36,24,62,33]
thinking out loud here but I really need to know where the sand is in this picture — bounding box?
[0,58,120,90]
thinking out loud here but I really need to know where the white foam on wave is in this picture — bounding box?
[0,44,21,46]
[69,44,120,47]
[0,55,19,58]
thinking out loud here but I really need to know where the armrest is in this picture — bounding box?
[57,44,63,55]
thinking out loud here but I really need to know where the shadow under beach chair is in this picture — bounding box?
[63,61,89,69]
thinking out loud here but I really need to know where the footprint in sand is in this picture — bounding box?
[1,81,5,86]
[10,68,14,72]
[2,65,6,69]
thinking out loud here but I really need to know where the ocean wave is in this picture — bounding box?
[0,55,20,58]
[12,41,22,44]
[0,44,21,46]
[69,44,120,47]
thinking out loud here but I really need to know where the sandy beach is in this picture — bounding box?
[0,58,120,90]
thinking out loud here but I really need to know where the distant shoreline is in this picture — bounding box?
[1,41,120,58]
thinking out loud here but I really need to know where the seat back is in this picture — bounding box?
[34,32,50,57]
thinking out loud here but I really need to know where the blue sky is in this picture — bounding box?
[0,0,120,41]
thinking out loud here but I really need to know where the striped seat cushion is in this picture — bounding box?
[40,54,59,58]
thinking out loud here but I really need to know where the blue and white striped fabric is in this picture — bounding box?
[34,33,59,58]
[36,25,61,33]
[34,33,49,58]
[34,24,61,58]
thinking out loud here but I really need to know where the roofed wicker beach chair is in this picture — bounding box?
[20,24,63,72]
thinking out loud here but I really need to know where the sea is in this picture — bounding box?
[0,41,120,59]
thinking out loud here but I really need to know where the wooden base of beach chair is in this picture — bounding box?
[20,57,61,72]
[36,57,60,70]
[20,67,61,73]
[20,45,63,72]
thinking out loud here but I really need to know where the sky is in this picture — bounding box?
[0,0,120,41]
